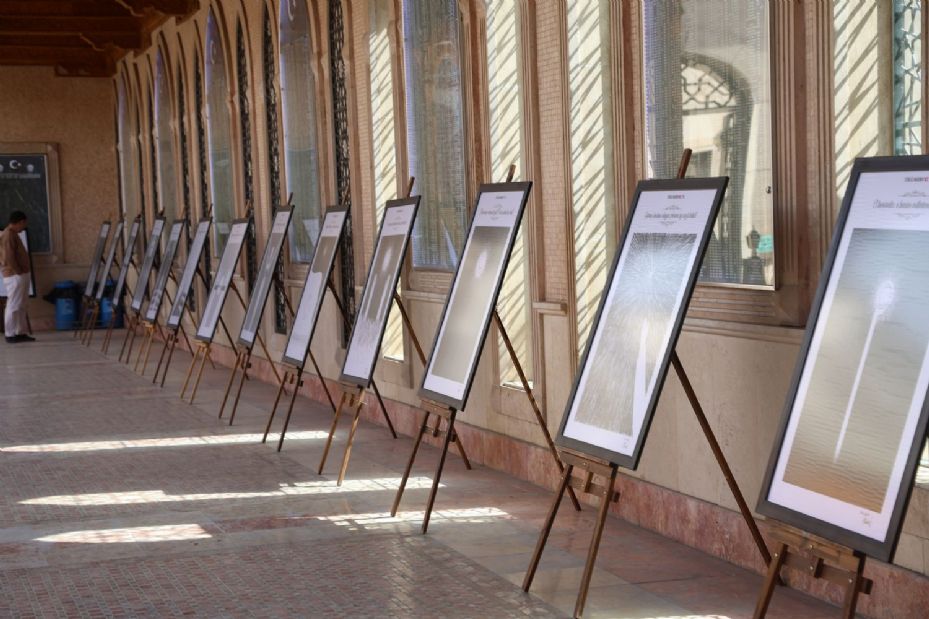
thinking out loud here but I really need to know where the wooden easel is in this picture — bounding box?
[180,339,214,404]
[133,275,189,376]
[753,524,871,619]
[261,276,398,450]
[522,150,772,617]
[153,263,227,387]
[390,165,581,531]
[318,178,471,484]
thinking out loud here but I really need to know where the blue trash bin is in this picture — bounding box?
[99,294,123,329]
[54,280,80,330]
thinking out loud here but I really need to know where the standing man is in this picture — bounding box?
[1,211,34,343]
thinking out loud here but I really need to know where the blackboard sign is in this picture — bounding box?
[0,230,35,298]
[556,178,728,469]
[238,207,293,348]
[167,219,211,330]
[281,205,349,368]
[111,218,142,306]
[759,155,929,562]
[196,219,250,343]
[83,222,111,298]
[340,197,420,387]
[421,183,532,410]
[130,218,166,313]
[94,220,124,301]
[0,154,52,253]
[144,219,186,324]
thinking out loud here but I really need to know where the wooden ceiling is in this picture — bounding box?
[0,0,199,77]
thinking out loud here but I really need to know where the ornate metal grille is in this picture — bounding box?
[195,57,212,286]
[237,21,258,293]
[149,94,159,219]
[264,7,287,333]
[330,0,355,343]
[893,0,923,156]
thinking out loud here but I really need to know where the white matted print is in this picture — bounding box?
[556,178,727,469]
[144,220,186,324]
[282,207,348,368]
[421,183,532,410]
[94,220,124,301]
[196,220,249,342]
[130,218,166,313]
[760,157,929,561]
[238,208,293,348]
[166,219,211,330]
[83,221,111,297]
[111,218,141,305]
[340,197,419,387]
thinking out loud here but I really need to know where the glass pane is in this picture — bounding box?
[280,0,323,263]
[402,0,468,270]
[155,50,177,226]
[644,0,775,287]
[894,0,923,156]
[487,0,531,385]
[370,0,404,361]
[568,0,616,355]
[205,10,235,254]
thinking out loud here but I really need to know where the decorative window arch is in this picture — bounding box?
[177,59,192,221]
[235,19,258,291]
[194,47,213,285]
[205,7,236,254]
[279,0,324,263]
[148,86,159,223]
[116,73,141,224]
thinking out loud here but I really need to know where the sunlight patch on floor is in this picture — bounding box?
[21,477,439,506]
[1,430,327,453]
[316,506,512,530]
[35,523,211,544]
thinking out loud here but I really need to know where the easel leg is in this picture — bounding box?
[133,326,151,372]
[139,327,156,376]
[574,466,618,619]
[308,351,337,414]
[449,416,472,470]
[841,555,866,619]
[101,312,117,354]
[422,410,457,534]
[188,345,210,405]
[319,392,349,474]
[262,372,290,443]
[523,463,574,591]
[152,330,171,384]
[276,368,304,452]
[159,332,179,388]
[671,352,772,567]
[124,321,139,366]
[118,314,134,362]
[337,396,364,485]
[180,344,201,399]
[228,348,252,426]
[392,411,430,517]
[752,542,787,619]
[83,306,100,346]
[370,381,397,439]
[219,350,243,419]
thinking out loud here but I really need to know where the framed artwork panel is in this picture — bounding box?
[166,219,211,330]
[238,207,293,348]
[195,219,250,343]
[130,218,166,313]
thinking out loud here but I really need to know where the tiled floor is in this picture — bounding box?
[0,332,845,618]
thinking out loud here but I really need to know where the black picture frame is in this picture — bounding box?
[166,218,211,331]
[195,218,250,343]
[83,221,112,298]
[130,218,166,313]
[238,207,294,348]
[111,217,142,306]
[281,204,350,369]
[143,219,187,324]
[339,196,421,388]
[94,220,124,302]
[757,155,929,562]
[419,181,533,411]
[555,177,728,469]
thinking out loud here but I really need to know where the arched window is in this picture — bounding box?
[402,0,468,270]
[178,62,192,220]
[155,49,178,225]
[264,4,287,333]
[148,89,159,222]
[116,75,140,223]
[486,0,531,385]
[236,20,257,290]
[279,0,323,263]
[567,0,616,354]
[205,9,236,253]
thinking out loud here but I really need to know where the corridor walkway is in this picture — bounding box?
[0,332,841,618]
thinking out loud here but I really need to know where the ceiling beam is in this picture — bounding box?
[0,16,142,34]
[120,0,198,17]
[0,1,133,17]
[0,31,145,50]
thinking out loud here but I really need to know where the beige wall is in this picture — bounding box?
[0,65,118,325]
